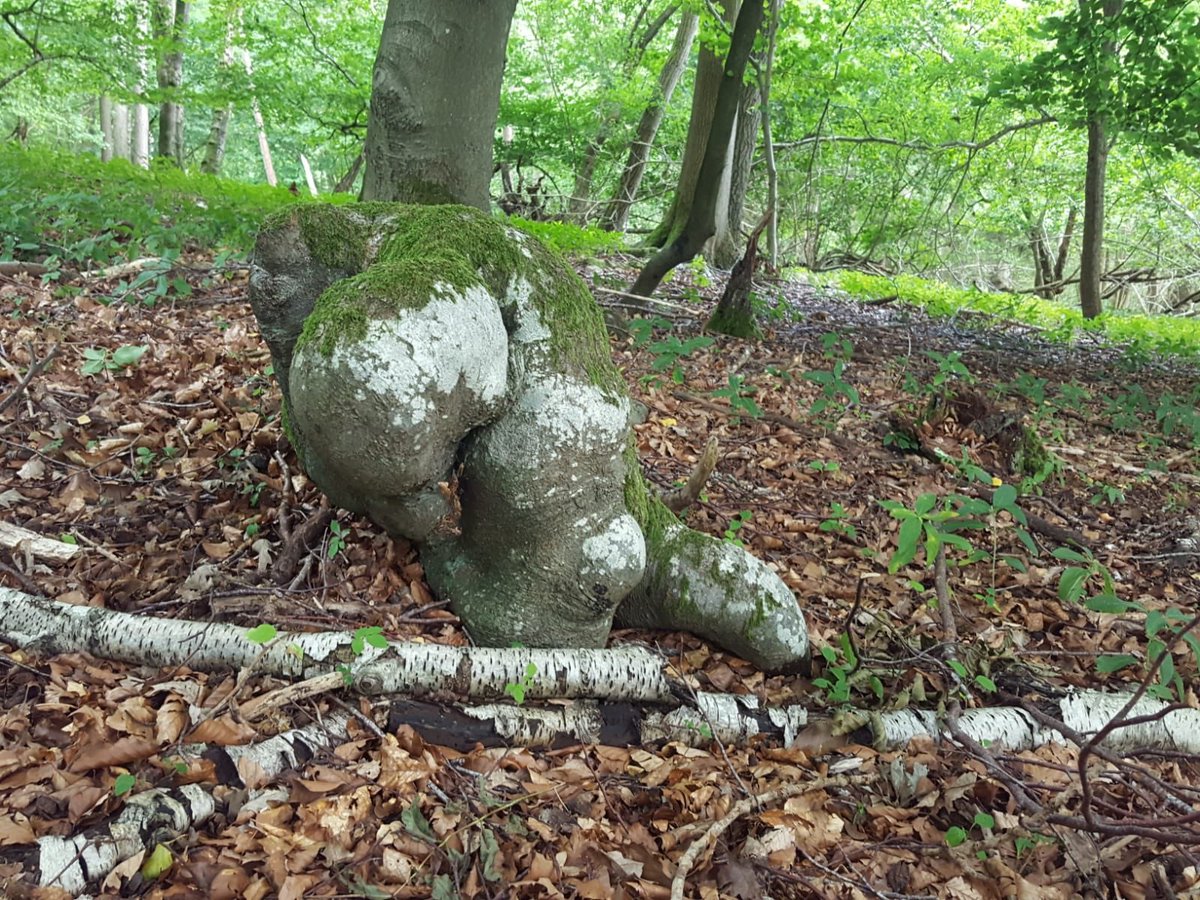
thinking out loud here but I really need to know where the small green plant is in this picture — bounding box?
[504,662,538,705]
[819,331,853,362]
[112,772,137,797]
[327,520,349,559]
[803,359,859,424]
[1088,480,1126,506]
[80,343,148,376]
[808,459,840,474]
[820,502,858,539]
[723,510,752,546]
[350,625,388,655]
[945,811,995,849]
[711,374,762,419]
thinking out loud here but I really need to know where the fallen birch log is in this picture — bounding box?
[0,522,81,563]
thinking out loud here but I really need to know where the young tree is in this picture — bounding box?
[153,0,189,167]
[996,0,1200,317]
[630,0,765,298]
[600,8,699,232]
[361,0,518,208]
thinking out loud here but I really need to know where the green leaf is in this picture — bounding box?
[948,660,968,678]
[974,675,997,693]
[1052,547,1089,563]
[891,516,924,573]
[141,843,173,880]
[1057,567,1088,603]
[401,802,437,843]
[113,772,136,796]
[1144,611,1169,637]
[245,623,278,644]
[991,484,1018,511]
[1084,595,1136,614]
[945,826,968,847]
[111,344,148,367]
[479,828,502,882]
[914,493,938,515]
[973,812,996,830]
[1095,654,1139,674]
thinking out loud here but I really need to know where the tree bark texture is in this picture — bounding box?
[601,10,698,232]
[709,79,761,268]
[630,0,765,297]
[154,0,189,167]
[643,3,733,249]
[1077,0,1122,319]
[99,95,114,162]
[200,5,238,176]
[362,0,517,209]
[132,0,151,168]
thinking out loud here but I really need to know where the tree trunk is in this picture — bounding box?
[154,0,189,167]
[709,80,760,268]
[99,95,114,162]
[241,48,276,186]
[567,135,605,223]
[132,0,151,168]
[362,0,517,209]
[334,150,365,193]
[113,103,131,161]
[600,10,698,232]
[642,3,734,250]
[630,0,765,297]
[1053,205,1077,292]
[1078,0,1122,319]
[761,0,781,267]
[200,4,237,176]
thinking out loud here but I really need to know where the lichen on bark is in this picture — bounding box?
[250,202,809,671]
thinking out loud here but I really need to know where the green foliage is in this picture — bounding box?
[820,502,858,539]
[0,145,304,267]
[504,662,538,706]
[711,375,762,419]
[79,344,148,376]
[834,271,1200,360]
[723,510,752,547]
[327,520,349,559]
[506,216,626,254]
[112,772,137,797]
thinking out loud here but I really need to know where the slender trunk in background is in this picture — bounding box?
[200,4,238,175]
[1079,116,1108,318]
[154,0,189,166]
[334,151,365,193]
[241,48,276,186]
[99,95,114,161]
[362,0,518,209]
[761,0,781,267]
[568,135,606,223]
[132,0,151,167]
[1077,0,1122,319]
[113,103,131,160]
[710,80,760,268]
[630,0,765,298]
[300,154,319,195]
[601,10,698,232]
[643,2,736,249]
[1053,206,1077,292]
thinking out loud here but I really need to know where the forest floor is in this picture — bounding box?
[1,252,1199,899]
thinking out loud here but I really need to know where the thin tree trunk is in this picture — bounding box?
[154,0,189,167]
[630,0,765,297]
[1053,205,1077,292]
[200,4,238,176]
[761,0,781,267]
[334,150,365,193]
[113,103,131,160]
[241,48,276,186]
[132,0,151,168]
[643,3,735,249]
[99,95,114,161]
[362,0,518,209]
[568,136,606,223]
[709,80,760,268]
[601,10,698,232]
[1077,0,1122,319]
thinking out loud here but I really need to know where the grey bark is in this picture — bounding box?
[112,103,131,160]
[709,80,760,268]
[1078,0,1122,319]
[361,0,517,209]
[200,4,237,176]
[99,95,114,161]
[761,0,781,266]
[644,2,734,249]
[631,0,765,296]
[154,0,189,166]
[601,9,698,232]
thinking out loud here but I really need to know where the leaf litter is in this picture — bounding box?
[1,253,1199,897]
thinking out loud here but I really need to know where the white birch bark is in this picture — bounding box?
[300,153,319,195]
[99,95,114,162]
[112,103,131,161]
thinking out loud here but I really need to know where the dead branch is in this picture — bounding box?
[660,436,719,513]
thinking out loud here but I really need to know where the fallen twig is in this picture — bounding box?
[0,343,58,418]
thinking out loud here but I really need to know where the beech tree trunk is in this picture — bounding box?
[362,0,517,209]
[99,95,114,161]
[242,48,276,186]
[132,0,151,168]
[200,5,237,176]
[761,0,781,267]
[1078,0,1122,319]
[630,0,765,297]
[709,80,760,268]
[601,10,698,232]
[113,103,131,161]
[643,2,735,250]
[154,0,189,167]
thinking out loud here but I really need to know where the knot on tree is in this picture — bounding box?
[250,203,808,671]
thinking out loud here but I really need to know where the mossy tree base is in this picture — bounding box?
[250,203,809,671]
